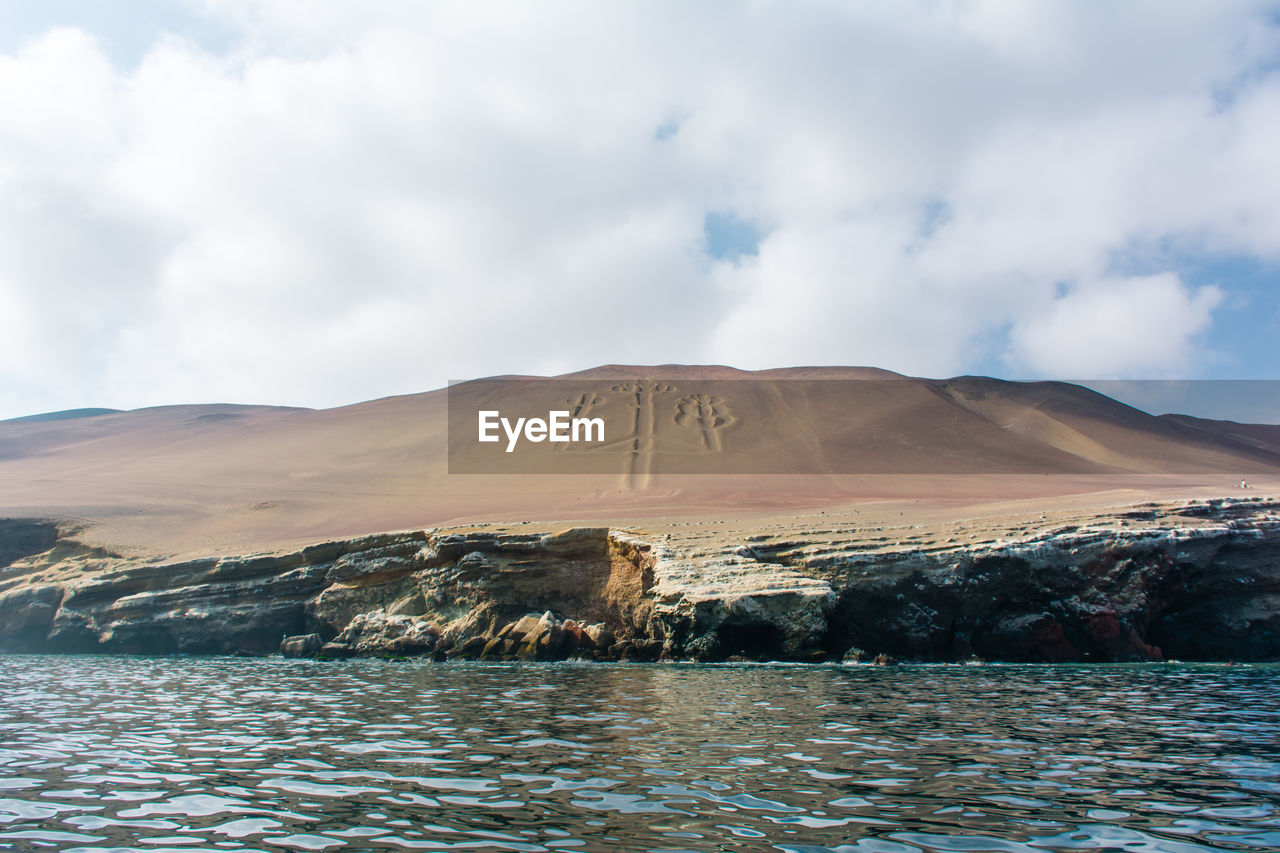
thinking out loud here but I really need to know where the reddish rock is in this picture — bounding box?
[1032,618,1076,661]
[1089,611,1122,641]
[561,619,592,651]
[1129,628,1163,661]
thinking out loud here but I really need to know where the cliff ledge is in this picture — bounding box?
[2,497,1277,662]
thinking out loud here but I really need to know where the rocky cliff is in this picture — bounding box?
[1,497,1277,662]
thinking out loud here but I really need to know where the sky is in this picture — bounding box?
[1,1,1279,420]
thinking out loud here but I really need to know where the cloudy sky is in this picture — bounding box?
[1,1,1279,419]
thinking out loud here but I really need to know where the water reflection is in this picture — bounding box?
[0,656,1277,851]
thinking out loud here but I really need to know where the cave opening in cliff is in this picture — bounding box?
[715,621,786,660]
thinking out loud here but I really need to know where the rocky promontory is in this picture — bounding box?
[1,497,1278,662]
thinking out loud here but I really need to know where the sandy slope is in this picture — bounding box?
[1,366,1277,557]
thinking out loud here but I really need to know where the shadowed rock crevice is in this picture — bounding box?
[1146,539,1280,660]
[824,550,1181,662]
[0,519,59,569]
[715,620,787,659]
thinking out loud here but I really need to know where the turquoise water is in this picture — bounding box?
[0,657,1277,852]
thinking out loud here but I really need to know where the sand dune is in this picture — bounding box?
[1,366,1277,556]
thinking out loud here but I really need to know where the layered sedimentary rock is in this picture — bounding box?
[1,498,1277,662]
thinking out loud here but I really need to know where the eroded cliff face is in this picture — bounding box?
[1,498,1277,662]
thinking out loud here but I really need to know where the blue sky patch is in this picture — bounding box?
[0,0,235,66]
[654,118,680,142]
[703,210,763,262]
[1107,242,1280,378]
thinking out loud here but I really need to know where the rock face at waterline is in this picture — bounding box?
[2,497,1278,662]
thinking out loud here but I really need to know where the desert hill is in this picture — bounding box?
[0,366,1277,556]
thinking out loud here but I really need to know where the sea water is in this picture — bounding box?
[0,656,1277,852]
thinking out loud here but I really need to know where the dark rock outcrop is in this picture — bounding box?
[2,499,1278,662]
[0,520,59,569]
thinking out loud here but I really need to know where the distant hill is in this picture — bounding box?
[3,408,121,423]
[0,366,1276,556]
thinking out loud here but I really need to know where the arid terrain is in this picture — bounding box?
[1,366,1278,662]
[2,366,1277,558]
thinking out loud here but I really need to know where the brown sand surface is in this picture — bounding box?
[1,366,1277,558]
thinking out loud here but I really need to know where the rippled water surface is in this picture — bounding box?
[1,657,1278,852]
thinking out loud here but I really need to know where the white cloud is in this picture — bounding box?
[1008,274,1223,377]
[1,2,1279,418]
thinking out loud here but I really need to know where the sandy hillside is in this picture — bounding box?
[1,366,1277,557]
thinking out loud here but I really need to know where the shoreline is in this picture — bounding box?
[5,651,1277,669]
[3,494,1278,664]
